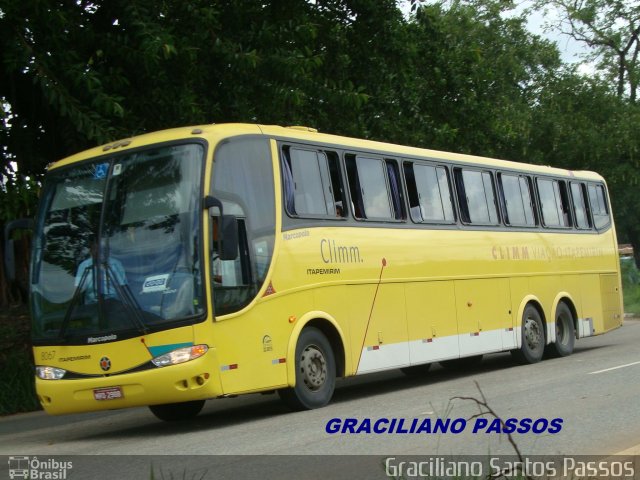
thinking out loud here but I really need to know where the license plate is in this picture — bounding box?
[93,386,124,401]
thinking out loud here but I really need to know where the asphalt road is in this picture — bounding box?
[1,320,639,478]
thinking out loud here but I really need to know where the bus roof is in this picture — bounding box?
[49,123,604,182]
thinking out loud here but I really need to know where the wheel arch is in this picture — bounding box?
[285,311,347,388]
[515,295,546,348]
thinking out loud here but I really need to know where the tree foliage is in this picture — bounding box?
[530,0,640,101]
[1,0,640,306]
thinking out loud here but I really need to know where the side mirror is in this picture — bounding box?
[4,218,34,282]
[219,215,239,261]
[204,196,239,261]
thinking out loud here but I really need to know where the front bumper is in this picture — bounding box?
[35,352,222,415]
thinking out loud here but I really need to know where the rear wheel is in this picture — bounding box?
[148,399,205,421]
[546,302,575,357]
[511,304,545,364]
[278,327,336,411]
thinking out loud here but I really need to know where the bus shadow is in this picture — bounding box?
[330,355,517,405]
[331,343,611,405]
[77,396,293,441]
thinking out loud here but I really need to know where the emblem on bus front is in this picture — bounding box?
[99,356,111,371]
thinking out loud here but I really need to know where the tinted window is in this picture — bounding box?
[346,155,394,220]
[570,182,591,229]
[455,169,499,225]
[282,147,341,217]
[537,178,571,228]
[500,174,535,226]
[386,160,406,220]
[588,184,610,229]
[404,162,454,223]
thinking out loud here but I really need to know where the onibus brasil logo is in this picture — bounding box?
[8,456,73,479]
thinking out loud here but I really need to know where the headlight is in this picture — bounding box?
[152,344,208,367]
[36,366,67,380]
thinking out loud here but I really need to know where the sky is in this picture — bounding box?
[517,3,595,71]
[399,0,595,74]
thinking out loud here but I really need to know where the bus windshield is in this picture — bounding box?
[31,143,205,343]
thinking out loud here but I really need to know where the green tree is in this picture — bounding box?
[530,71,640,260]
[531,0,640,102]
[406,1,561,159]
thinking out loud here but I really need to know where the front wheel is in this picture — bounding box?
[511,304,545,364]
[545,302,575,357]
[148,399,205,422]
[278,327,336,411]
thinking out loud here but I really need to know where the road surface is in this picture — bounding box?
[1,320,639,479]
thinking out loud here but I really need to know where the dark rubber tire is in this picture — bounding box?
[511,304,545,364]
[278,327,336,411]
[545,302,575,357]
[149,400,205,421]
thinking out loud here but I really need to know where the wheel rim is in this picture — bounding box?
[524,314,542,350]
[300,344,327,391]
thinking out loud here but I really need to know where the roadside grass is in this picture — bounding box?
[621,259,640,316]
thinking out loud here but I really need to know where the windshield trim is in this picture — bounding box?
[31,139,210,346]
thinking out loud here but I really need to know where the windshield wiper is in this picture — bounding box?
[58,267,91,341]
[58,262,148,340]
[104,262,148,335]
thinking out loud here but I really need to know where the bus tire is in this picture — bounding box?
[148,400,205,422]
[511,304,545,364]
[278,327,336,411]
[546,303,575,357]
[400,363,431,376]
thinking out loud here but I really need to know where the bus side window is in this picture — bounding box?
[520,176,537,226]
[282,146,342,218]
[385,159,406,220]
[345,154,364,219]
[405,162,454,224]
[326,151,346,218]
[570,182,592,229]
[588,183,610,229]
[454,168,499,225]
[403,162,422,222]
[557,180,572,227]
[499,173,536,227]
[454,169,471,223]
[345,154,394,221]
[281,148,296,215]
[537,178,571,228]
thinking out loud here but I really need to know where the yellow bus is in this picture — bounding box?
[8,123,623,421]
